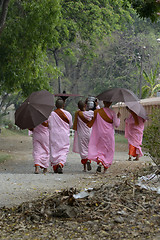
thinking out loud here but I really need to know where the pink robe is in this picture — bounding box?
[88,107,120,168]
[32,122,49,168]
[48,109,72,167]
[125,114,145,157]
[73,110,94,159]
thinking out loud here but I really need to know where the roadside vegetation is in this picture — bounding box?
[143,108,160,169]
[0,154,10,164]
[0,127,27,137]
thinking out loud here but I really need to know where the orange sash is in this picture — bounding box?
[78,111,90,124]
[73,110,89,130]
[73,111,79,130]
[87,108,113,128]
[54,109,69,124]
[42,121,48,127]
[28,121,48,131]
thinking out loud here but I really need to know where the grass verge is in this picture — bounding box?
[0,127,28,137]
[0,154,10,164]
[115,133,128,144]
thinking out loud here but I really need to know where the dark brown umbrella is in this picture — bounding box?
[125,101,148,120]
[54,92,83,101]
[96,88,139,103]
[15,90,54,129]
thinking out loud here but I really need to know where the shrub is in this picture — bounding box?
[143,108,160,169]
[2,119,17,130]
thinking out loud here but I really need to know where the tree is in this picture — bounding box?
[49,0,135,94]
[48,1,160,102]
[0,0,60,96]
[71,26,160,98]
[128,0,160,22]
[0,0,10,36]
[142,63,160,98]
[1,0,160,100]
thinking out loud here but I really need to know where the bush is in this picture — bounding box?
[2,119,17,130]
[143,108,160,169]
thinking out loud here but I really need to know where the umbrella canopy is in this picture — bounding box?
[96,88,139,103]
[15,90,54,129]
[125,101,148,120]
[54,92,83,101]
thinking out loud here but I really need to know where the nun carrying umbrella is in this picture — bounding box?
[124,101,147,161]
[96,87,148,162]
[15,90,54,174]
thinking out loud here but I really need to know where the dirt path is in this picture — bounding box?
[1,132,160,240]
[0,133,152,208]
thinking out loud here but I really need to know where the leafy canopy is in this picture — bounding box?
[0,0,60,96]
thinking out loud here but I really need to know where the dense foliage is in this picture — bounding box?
[143,108,160,168]
[0,0,60,96]
[129,0,160,22]
[142,63,160,98]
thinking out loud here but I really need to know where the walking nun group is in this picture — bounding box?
[31,97,145,174]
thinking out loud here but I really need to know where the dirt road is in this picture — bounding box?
[0,132,152,208]
[1,132,160,240]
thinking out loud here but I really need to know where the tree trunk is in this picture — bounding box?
[53,49,62,93]
[0,0,10,36]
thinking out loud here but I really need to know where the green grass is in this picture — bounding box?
[0,127,28,137]
[1,128,128,143]
[0,154,10,164]
[115,133,128,144]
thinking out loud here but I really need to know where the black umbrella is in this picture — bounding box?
[15,90,54,129]
[96,88,139,103]
[125,101,148,120]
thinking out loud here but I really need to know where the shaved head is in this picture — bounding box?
[56,98,64,109]
[78,100,85,111]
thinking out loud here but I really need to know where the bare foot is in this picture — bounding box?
[34,166,39,174]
